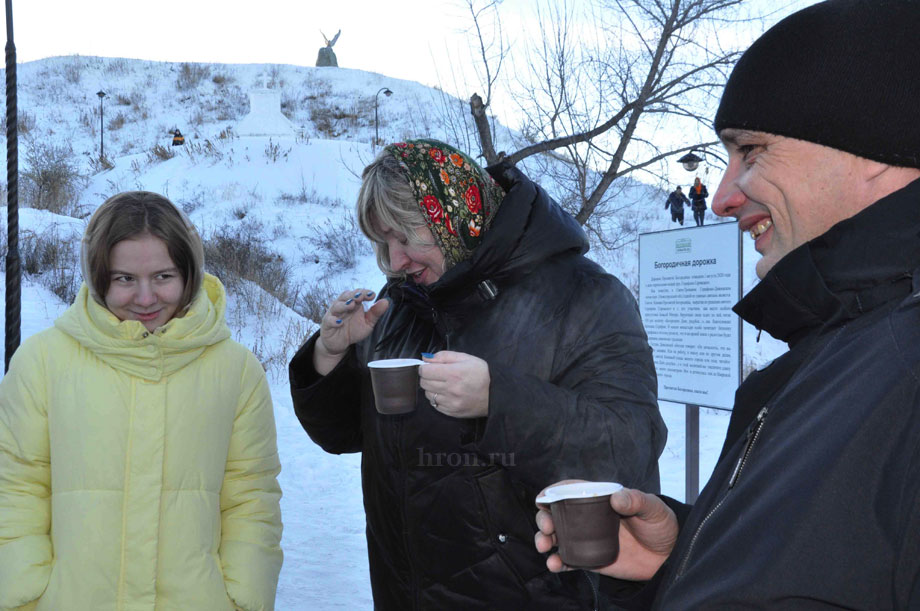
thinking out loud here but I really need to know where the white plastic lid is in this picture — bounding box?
[536,481,623,503]
[368,358,425,368]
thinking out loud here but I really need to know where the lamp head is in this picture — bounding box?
[678,151,703,172]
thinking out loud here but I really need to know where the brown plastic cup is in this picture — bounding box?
[368,359,424,415]
[538,482,622,569]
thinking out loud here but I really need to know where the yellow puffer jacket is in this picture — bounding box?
[0,274,283,611]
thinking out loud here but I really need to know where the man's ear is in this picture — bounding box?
[861,158,890,182]
[862,160,920,203]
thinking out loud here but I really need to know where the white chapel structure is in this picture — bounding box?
[234,79,296,138]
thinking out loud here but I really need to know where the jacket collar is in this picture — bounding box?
[734,177,920,345]
[54,273,231,381]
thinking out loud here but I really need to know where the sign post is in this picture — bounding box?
[686,404,699,502]
[639,222,742,501]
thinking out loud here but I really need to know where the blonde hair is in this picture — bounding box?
[82,191,204,310]
[356,152,434,278]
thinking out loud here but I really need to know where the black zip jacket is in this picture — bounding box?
[665,191,690,213]
[605,177,920,609]
[290,161,666,610]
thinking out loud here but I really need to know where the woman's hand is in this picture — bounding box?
[418,351,490,418]
[534,483,678,581]
[313,289,389,375]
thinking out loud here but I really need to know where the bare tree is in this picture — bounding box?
[464,0,506,164]
[463,0,754,231]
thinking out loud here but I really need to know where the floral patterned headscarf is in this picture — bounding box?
[383,139,505,268]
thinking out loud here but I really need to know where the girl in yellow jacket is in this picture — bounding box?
[0,192,283,611]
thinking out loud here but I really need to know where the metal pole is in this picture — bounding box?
[5,0,20,372]
[686,403,700,503]
[738,229,743,390]
[373,87,391,153]
[98,95,104,159]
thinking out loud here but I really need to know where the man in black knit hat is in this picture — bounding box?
[535,0,920,608]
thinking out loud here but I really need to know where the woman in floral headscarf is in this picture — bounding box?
[289,140,665,610]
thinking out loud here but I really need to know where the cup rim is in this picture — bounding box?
[368,358,425,369]
[536,481,623,503]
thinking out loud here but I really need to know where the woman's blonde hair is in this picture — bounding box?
[356,152,435,278]
[82,191,204,309]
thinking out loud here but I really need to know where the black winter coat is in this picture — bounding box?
[665,190,690,213]
[290,161,666,610]
[606,177,920,609]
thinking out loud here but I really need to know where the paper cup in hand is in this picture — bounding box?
[536,481,622,569]
[368,359,424,415]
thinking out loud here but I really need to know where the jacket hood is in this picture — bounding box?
[477,159,589,278]
[734,177,920,344]
[54,273,232,381]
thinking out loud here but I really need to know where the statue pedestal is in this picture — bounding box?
[316,48,338,67]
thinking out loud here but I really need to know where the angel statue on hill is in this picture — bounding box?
[316,29,341,67]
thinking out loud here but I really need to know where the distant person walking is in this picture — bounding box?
[171,129,185,146]
[665,186,690,225]
[689,176,709,226]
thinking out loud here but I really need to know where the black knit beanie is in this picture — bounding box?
[714,0,920,169]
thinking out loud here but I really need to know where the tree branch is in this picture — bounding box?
[470,93,498,164]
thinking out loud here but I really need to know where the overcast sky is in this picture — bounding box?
[6,0,813,90]
[5,0,523,90]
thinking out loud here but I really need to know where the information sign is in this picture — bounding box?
[639,222,742,411]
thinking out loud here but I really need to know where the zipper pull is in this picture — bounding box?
[728,407,769,489]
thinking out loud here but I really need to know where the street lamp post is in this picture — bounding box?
[97,90,106,160]
[677,149,702,500]
[674,144,727,500]
[374,87,392,152]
